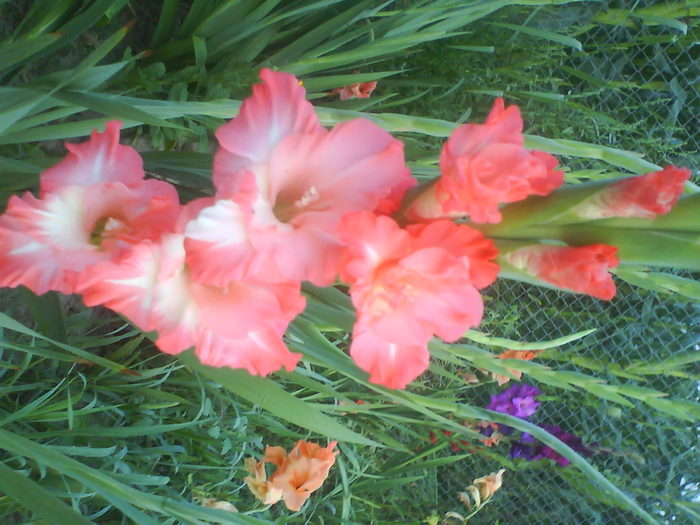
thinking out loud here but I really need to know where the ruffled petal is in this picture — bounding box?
[77,240,163,331]
[350,325,430,389]
[0,177,180,295]
[405,98,564,224]
[184,200,257,284]
[40,121,144,195]
[0,189,104,294]
[407,220,499,289]
[338,212,412,284]
[213,68,322,191]
[81,234,305,376]
[340,213,486,388]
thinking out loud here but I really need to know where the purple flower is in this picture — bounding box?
[531,425,592,466]
[510,424,592,467]
[509,442,535,460]
[486,384,542,419]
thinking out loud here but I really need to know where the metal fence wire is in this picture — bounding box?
[432,2,700,524]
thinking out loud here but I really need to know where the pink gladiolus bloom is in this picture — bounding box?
[0,122,180,295]
[339,212,498,388]
[405,98,564,224]
[504,244,620,300]
[78,233,305,376]
[185,68,414,286]
[573,166,691,220]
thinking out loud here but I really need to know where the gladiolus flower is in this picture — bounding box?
[472,469,506,502]
[458,469,505,512]
[510,425,592,467]
[0,121,180,295]
[404,98,564,224]
[503,243,620,300]
[185,68,414,286]
[493,349,545,385]
[245,441,338,511]
[78,233,305,376]
[334,80,378,100]
[487,383,542,419]
[243,457,283,505]
[572,166,691,220]
[339,212,498,388]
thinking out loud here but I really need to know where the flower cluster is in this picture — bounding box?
[484,383,591,466]
[0,68,691,389]
[244,440,337,511]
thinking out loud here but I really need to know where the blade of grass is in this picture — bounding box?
[492,21,582,50]
[0,461,95,525]
[178,349,381,447]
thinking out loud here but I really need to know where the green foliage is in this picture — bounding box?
[0,1,697,524]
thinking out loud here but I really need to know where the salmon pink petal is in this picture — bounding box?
[184,200,256,284]
[504,243,620,300]
[0,177,180,295]
[449,98,523,154]
[185,278,304,373]
[574,166,691,220]
[267,440,338,511]
[359,247,483,342]
[81,180,181,249]
[80,234,305,376]
[438,142,563,223]
[374,174,418,215]
[338,212,412,284]
[405,98,564,224]
[78,240,163,331]
[40,121,144,195]
[339,212,486,388]
[267,119,409,214]
[350,325,430,389]
[407,221,499,289]
[213,68,321,192]
[190,119,412,286]
[0,189,105,294]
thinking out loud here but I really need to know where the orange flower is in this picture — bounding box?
[244,440,338,511]
[458,469,505,511]
[334,81,378,100]
[475,421,503,447]
[472,469,505,501]
[243,457,283,505]
[493,349,544,385]
[267,440,338,511]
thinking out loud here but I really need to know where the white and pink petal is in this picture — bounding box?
[40,121,144,195]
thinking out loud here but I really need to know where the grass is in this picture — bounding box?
[0,1,698,524]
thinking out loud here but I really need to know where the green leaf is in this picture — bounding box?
[615,268,700,301]
[464,328,596,350]
[0,311,124,372]
[52,91,186,130]
[19,289,66,343]
[492,22,582,50]
[0,428,270,524]
[150,0,181,47]
[0,33,60,76]
[178,349,380,447]
[0,461,95,525]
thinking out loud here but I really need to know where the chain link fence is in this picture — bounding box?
[432,2,699,523]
